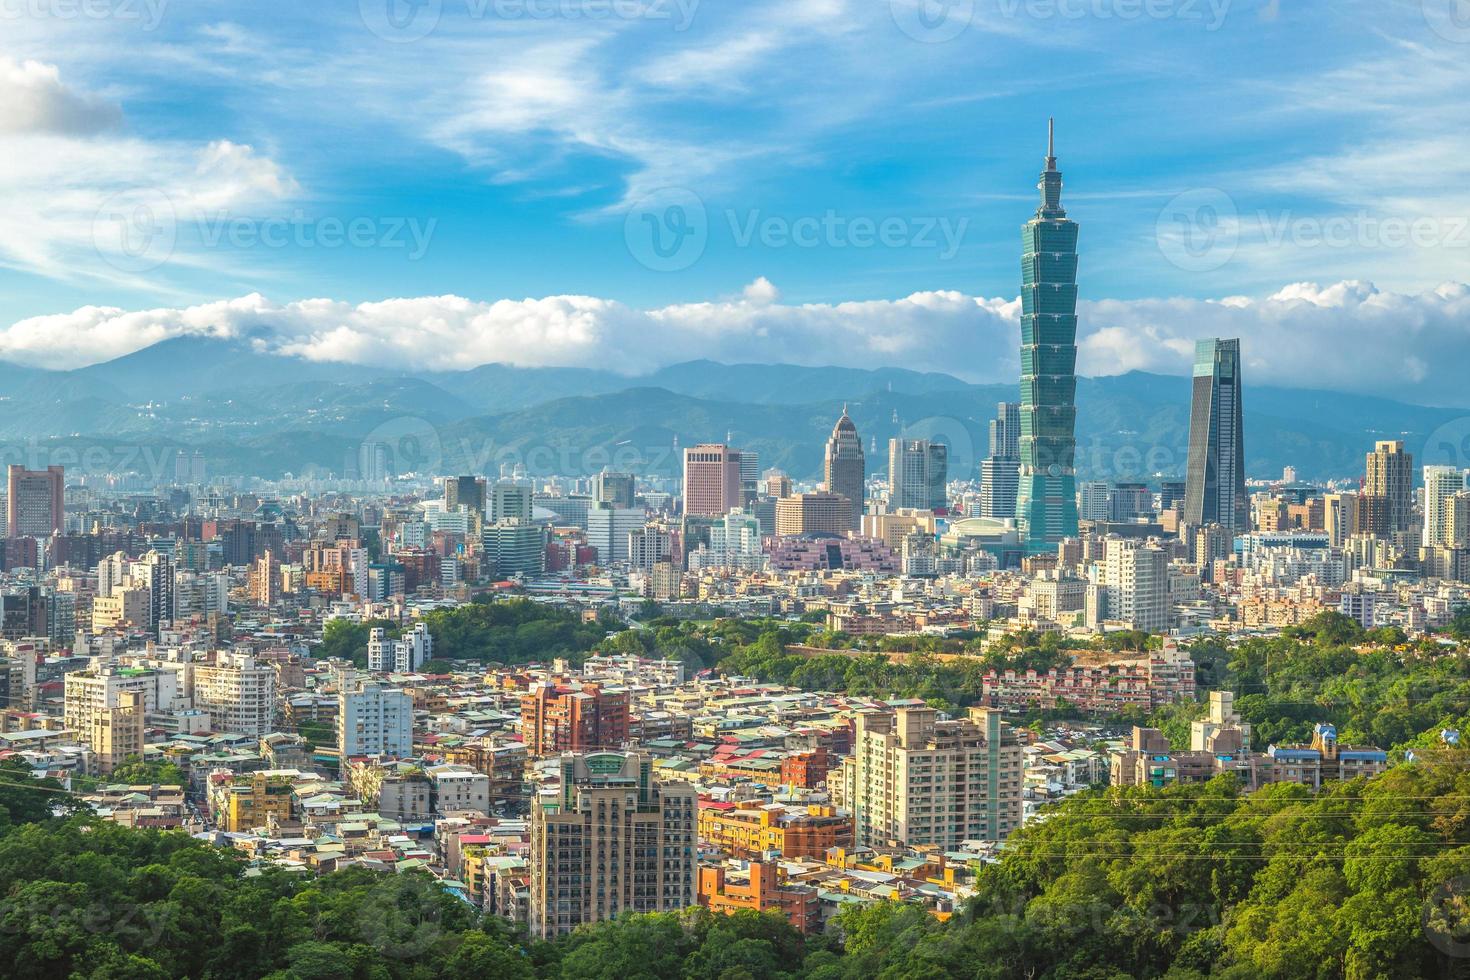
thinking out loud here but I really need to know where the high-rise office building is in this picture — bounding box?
[691,509,766,571]
[593,471,637,510]
[489,481,534,523]
[586,503,644,564]
[1016,120,1080,553]
[823,407,866,530]
[1422,465,1468,547]
[1361,441,1414,538]
[529,752,696,938]
[683,444,743,517]
[832,704,1021,848]
[775,492,852,538]
[739,449,759,507]
[980,402,1021,519]
[1323,493,1359,549]
[444,475,487,515]
[7,465,64,538]
[888,439,948,512]
[1184,338,1248,537]
[482,520,548,578]
[1077,481,1111,522]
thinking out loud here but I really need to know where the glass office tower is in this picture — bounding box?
[1184,338,1248,536]
[1016,119,1080,553]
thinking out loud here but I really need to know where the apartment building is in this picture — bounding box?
[194,652,276,737]
[338,674,414,759]
[831,703,1022,849]
[528,752,696,937]
[519,680,628,757]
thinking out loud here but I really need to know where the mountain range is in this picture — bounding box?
[0,338,1458,483]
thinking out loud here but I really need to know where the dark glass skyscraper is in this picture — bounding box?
[1016,119,1080,553]
[1184,338,1248,536]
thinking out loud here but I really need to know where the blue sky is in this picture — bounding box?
[1,0,1469,401]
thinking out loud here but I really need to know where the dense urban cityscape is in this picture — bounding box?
[5,3,1470,979]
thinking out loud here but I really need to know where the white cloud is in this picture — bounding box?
[7,278,1470,404]
[0,57,120,135]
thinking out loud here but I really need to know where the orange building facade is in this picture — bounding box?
[698,801,853,860]
[698,861,821,934]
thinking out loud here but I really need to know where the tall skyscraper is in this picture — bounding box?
[7,465,64,538]
[888,439,948,512]
[1422,465,1468,547]
[1016,120,1080,553]
[980,402,1020,519]
[1362,440,1414,538]
[683,444,743,517]
[823,407,865,530]
[1184,338,1248,537]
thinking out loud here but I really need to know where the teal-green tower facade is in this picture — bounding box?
[1016,118,1080,553]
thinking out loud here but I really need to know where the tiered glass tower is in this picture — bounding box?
[1016,118,1080,553]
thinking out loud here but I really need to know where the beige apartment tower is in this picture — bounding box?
[832,704,1022,849]
[529,752,696,938]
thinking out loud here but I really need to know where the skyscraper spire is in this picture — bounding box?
[1038,116,1065,218]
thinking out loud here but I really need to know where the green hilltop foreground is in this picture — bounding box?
[5,754,1470,979]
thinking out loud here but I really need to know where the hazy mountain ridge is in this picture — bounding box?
[0,339,1458,481]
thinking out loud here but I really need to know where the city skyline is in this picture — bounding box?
[2,5,1470,404]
